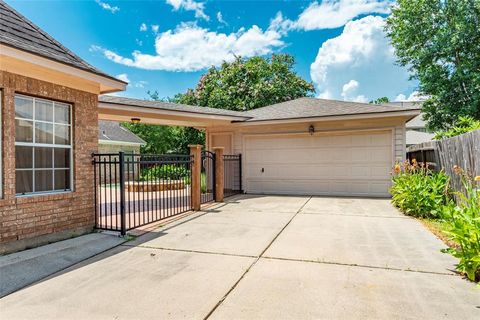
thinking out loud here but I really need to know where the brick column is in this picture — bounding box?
[213,147,224,202]
[189,145,202,211]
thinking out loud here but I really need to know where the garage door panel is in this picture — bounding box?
[247,178,391,197]
[245,131,393,197]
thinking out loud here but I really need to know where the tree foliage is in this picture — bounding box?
[123,93,205,155]
[385,0,480,131]
[434,116,480,139]
[174,54,315,111]
[369,96,390,104]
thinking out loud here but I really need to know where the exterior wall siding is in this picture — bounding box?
[0,71,98,254]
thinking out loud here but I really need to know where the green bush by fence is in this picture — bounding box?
[391,160,480,282]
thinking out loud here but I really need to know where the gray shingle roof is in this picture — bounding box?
[241,97,421,122]
[0,1,124,84]
[99,95,249,118]
[99,96,420,123]
[99,121,145,145]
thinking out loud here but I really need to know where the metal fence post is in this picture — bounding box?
[238,154,243,192]
[119,151,126,236]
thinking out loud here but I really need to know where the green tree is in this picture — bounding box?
[385,0,480,131]
[175,54,315,111]
[369,97,390,104]
[122,123,173,154]
[123,92,205,154]
[434,116,480,139]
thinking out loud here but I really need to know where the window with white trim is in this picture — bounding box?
[15,95,72,195]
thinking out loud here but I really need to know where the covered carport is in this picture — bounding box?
[98,95,248,128]
[96,95,247,234]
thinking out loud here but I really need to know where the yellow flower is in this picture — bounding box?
[453,165,463,175]
[394,164,401,174]
[475,176,480,182]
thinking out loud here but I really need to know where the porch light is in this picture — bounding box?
[131,117,141,124]
[309,125,315,135]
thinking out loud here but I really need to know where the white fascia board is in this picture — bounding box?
[232,110,421,126]
[1,44,126,93]
[98,139,145,146]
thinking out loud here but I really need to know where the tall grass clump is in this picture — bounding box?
[441,168,480,282]
[390,160,451,219]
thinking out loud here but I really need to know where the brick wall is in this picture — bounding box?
[0,71,98,254]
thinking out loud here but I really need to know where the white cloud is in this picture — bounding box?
[217,12,227,25]
[134,81,148,88]
[310,15,410,102]
[296,0,391,30]
[139,23,147,32]
[270,0,392,33]
[151,25,159,33]
[115,74,148,88]
[95,0,119,14]
[340,79,368,102]
[395,91,428,102]
[116,73,130,83]
[166,0,209,21]
[341,79,359,97]
[94,23,283,72]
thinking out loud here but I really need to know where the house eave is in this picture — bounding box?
[0,44,126,94]
[231,110,421,126]
[98,139,145,146]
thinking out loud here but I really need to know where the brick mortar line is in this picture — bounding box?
[203,197,313,320]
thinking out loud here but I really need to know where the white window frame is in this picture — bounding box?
[14,94,73,196]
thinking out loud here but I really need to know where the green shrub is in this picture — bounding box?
[140,164,190,181]
[390,161,451,218]
[434,116,480,140]
[441,172,480,282]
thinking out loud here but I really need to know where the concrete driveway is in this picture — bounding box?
[1,195,479,319]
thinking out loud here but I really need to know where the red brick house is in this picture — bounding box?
[0,2,420,254]
[0,2,126,254]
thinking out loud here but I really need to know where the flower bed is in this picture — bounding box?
[391,160,480,282]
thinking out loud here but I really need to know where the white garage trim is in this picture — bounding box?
[242,128,395,197]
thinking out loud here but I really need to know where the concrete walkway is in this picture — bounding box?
[1,195,478,319]
[0,233,125,298]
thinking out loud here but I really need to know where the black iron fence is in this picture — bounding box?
[92,152,193,234]
[224,154,242,198]
[92,151,243,234]
[201,151,216,204]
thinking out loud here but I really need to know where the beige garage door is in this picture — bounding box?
[245,130,393,197]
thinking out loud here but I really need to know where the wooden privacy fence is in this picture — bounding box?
[407,130,480,195]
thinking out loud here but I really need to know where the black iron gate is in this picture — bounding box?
[223,154,242,197]
[92,151,242,234]
[201,151,216,204]
[92,152,193,234]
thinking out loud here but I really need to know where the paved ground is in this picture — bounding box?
[1,195,479,319]
[0,233,125,298]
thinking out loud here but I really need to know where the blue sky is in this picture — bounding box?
[7,0,419,102]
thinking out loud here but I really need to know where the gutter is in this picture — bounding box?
[230,109,421,126]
